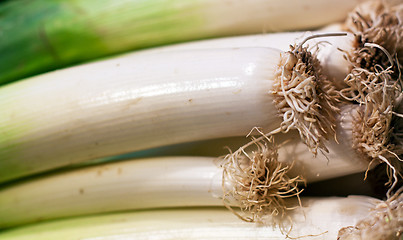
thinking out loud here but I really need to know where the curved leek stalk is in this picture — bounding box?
[0,0,365,85]
[100,128,368,183]
[0,43,340,183]
[0,196,383,240]
[0,153,369,229]
[0,47,281,183]
[137,28,353,87]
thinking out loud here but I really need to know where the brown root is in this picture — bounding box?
[338,187,403,240]
[339,1,403,196]
[340,0,402,104]
[346,67,402,196]
[347,70,400,159]
[343,1,403,70]
[220,131,305,223]
[272,46,340,155]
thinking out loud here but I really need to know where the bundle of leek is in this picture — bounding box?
[0,0,402,239]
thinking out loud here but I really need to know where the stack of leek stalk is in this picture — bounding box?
[0,0,402,239]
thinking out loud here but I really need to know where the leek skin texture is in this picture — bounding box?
[0,157,223,229]
[105,129,368,182]
[0,153,368,228]
[0,0,365,85]
[0,197,379,239]
[140,26,355,89]
[0,47,281,183]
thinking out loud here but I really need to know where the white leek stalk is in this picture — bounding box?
[0,47,280,183]
[0,0,367,85]
[136,28,354,90]
[0,151,369,229]
[0,196,388,240]
[0,42,340,183]
[101,128,369,182]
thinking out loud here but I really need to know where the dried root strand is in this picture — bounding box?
[338,0,403,196]
[220,131,305,223]
[338,187,403,240]
[343,0,403,70]
[347,68,401,157]
[340,0,402,105]
[272,46,340,155]
[346,66,402,196]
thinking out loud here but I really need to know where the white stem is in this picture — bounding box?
[276,133,368,182]
[279,105,374,182]
[0,196,381,240]
[0,157,222,228]
[0,152,369,229]
[137,25,355,89]
[0,47,282,183]
[102,128,369,183]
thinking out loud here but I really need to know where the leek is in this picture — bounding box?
[0,148,369,228]
[0,0,365,85]
[0,44,340,183]
[0,196,391,240]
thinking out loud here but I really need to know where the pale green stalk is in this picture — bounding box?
[0,152,368,229]
[0,197,382,240]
